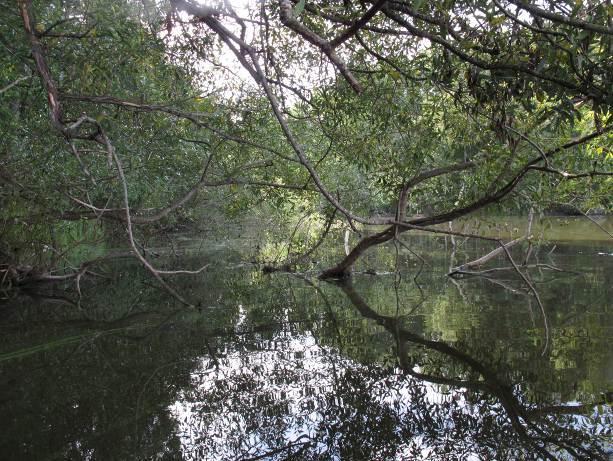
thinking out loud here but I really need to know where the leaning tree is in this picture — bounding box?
[170,0,612,278]
[2,0,611,295]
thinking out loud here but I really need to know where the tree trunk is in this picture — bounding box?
[319,226,396,278]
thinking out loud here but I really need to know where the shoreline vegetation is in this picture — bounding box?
[1,1,611,458]
[2,0,611,294]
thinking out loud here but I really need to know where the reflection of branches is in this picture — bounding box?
[480,275,529,296]
[291,273,345,354]
[498,243,550,356]
[388,223,554,354]
[454,263,575,277]
[0,289,78,309]
[393,236,427,307]
[237,436,312,461]
[1,252,129,293]
[332,279,605,460]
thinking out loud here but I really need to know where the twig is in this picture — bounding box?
[499,243,550,356]
[0,74,32,94]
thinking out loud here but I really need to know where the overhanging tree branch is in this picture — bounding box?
[506,0,613,35]
[17,0,205,305]
[329,0,388,47]
[277,0,363,93]
[62,94,300,163]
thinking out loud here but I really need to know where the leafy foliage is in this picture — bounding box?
[1,0,611,272]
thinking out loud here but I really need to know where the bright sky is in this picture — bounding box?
[174,0,336,105]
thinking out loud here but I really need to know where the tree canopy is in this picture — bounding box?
[1,0,611,285]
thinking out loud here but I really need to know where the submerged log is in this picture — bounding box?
[0,252,133,290]
[448,236,527,276]
[0,264,70,287]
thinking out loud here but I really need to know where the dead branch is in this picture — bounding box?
[0,251,132,289]
[451,263,574,278]
[449,237,526,274]
[370,221,552,354]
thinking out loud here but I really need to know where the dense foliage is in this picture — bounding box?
[0,0,611,277]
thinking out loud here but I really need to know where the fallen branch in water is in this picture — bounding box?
[374,219,551,355]
[448,210,534,277]
[0,252,128,291]
[449,263,574,278]
[448,235,528,276]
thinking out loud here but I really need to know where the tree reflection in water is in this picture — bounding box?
[168,278,608,461]
[1,244,610,460]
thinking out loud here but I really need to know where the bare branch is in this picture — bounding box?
[277,0,363,93]
[0,74,32,95]
[329,0,388,48]
[449,236,527,273]
[506,0,613,35]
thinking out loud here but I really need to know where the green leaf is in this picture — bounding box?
[413,0,426,10]
[489,16,505,27]
[293,0,306,17]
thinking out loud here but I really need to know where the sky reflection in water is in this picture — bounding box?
[1,227,612,460]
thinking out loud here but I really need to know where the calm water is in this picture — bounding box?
[1,218,611,460]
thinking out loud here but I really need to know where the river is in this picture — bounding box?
[1,217,611,460]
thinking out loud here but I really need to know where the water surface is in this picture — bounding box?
[1,218,611,460]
